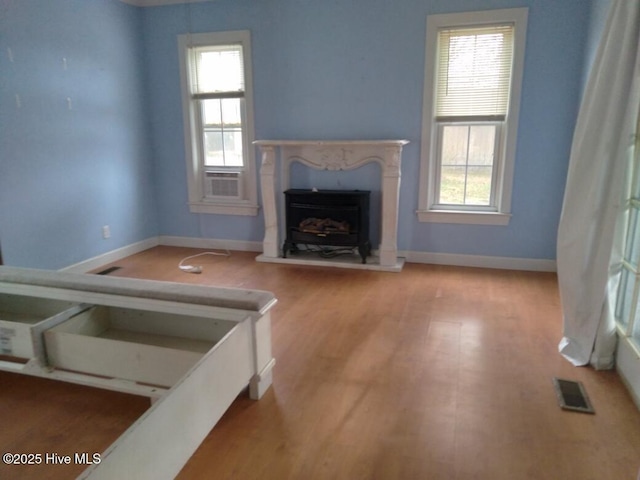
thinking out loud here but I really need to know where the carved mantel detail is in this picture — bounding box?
[253,140,409,268]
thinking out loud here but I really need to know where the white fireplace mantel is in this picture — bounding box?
[253,140,409,270]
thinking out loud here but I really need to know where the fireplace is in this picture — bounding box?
[253,139,409,271]
[283,189,371,263]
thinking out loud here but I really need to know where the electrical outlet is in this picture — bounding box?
[102,225,111,239]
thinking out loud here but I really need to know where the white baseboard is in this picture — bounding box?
[159,236,263,253]
[60,237,160,273]
[161,240,556,273]
[61,236,556,274]
[403,250,557,272]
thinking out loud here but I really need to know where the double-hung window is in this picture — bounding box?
[418,9,528,225]
[178,31,258,216]
[615,132,640,349]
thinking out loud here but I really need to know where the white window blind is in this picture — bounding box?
[435,24,514,121]
[189,45,245,99]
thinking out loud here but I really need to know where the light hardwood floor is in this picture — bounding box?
[2,246,640,479]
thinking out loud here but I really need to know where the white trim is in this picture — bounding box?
[178,30,258,217]
[404,250,556,272]
[616,335,640,411]
[418,8,528,225]
[120,0,206,7]
[60,236,556,274]
[59,238,160,273]
[159,235,262,252]
[188,201,259,216]
[417,210,512,225]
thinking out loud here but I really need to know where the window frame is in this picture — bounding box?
[433,120,503,210]
[178,30,259,216]
[418,8,528,225]
[615,140,640,350]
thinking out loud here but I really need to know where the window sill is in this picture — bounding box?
[189,201,260,216]
[417,209,511,225]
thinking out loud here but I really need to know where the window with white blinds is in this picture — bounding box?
[418,8,528,225]
[436,25,514,121]
[189,45,245,98]
[178,30,258,216]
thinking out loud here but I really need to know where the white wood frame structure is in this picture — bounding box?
[0,266,277,479]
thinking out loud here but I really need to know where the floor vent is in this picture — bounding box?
[95,266,121,276]
[553,377,595,414]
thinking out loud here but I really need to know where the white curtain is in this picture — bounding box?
[557,0,640,369]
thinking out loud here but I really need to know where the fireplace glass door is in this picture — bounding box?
[283,189,371,263]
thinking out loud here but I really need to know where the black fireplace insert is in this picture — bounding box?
[283,189,371,263]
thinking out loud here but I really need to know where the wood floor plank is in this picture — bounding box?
[1,246,640,480]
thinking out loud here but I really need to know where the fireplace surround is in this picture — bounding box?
[254,140,409,271]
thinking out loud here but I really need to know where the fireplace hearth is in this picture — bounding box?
[283,189,371,263]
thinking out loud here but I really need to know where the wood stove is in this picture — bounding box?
[283,189,371,263]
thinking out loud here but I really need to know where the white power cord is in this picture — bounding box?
[178,250,230,274]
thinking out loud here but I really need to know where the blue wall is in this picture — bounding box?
[143,0,597,261]
[0,0,158,269]
[1,0,610,269]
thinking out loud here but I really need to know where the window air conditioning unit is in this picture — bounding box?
[205,171,243,199]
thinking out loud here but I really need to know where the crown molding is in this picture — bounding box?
[120,0,210,7]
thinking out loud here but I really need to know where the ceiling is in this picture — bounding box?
[120,0,211,7]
